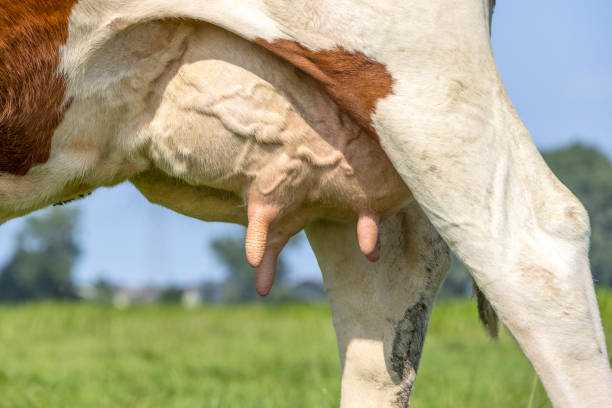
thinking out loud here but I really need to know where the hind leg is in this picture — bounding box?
[374,101,612,406]
[307,200,449,407]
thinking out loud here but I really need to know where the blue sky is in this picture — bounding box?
[1,1,610,287]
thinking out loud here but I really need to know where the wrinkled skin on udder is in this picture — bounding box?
[131,25,411,295]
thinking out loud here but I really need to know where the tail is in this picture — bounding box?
[473,280,498,339]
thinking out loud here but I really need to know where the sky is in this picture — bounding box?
[1,1,611,288]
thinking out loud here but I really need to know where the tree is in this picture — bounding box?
[0,208,80,301]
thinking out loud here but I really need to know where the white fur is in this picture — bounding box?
[0,1,610,406]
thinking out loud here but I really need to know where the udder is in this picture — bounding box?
[131,25,411,295]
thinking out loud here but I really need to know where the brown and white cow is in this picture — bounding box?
[1,1,611,406]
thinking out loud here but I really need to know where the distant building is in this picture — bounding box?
[113,287,162,308]
[181,287,202,308]
[180,282,224,307]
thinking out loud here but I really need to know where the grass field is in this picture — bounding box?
[0,292,610,408]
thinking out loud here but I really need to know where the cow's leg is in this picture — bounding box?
[373,86,612,405]
[306,200,449,407]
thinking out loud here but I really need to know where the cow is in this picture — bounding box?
[1,1,611,407]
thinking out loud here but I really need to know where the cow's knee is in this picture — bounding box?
[533,177,591,244]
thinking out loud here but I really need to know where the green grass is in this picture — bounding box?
[0,291,610,408]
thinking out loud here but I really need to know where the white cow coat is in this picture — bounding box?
[0,1,610,406]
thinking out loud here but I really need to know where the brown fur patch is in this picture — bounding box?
[0,0,78,175]
[255,39,393,139]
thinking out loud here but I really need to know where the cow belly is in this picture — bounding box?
[1,19,409,261]
[0,20,411,282]
[133,23,410,226]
